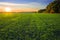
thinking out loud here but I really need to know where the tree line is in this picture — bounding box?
[38,0,60,13]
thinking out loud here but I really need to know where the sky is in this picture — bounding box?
[0,0,53,12]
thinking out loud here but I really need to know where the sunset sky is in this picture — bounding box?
[0,0,53,12]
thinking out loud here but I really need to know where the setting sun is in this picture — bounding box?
[4,7,12,12]
[2,7,13,16]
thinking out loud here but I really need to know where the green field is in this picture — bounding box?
[0,13,60,40]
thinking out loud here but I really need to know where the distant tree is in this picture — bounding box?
[38,9,46,13]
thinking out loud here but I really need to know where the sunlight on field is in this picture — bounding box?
[0,13,60,40]
[2,12,13,17]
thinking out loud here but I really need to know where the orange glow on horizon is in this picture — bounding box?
[0,7,38,12]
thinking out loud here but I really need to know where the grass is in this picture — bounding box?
[0,13,60,40]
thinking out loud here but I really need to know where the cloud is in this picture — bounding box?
[0,2,47,10]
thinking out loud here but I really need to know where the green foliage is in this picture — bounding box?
[45,0,60,13]
[0,13,60,40]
